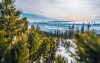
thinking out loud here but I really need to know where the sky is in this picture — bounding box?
[15,0,100,21]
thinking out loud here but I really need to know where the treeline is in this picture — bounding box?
[43,23,95,39]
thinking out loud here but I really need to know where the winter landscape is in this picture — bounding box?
[0,0,100,63]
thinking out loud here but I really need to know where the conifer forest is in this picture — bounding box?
[0,0,100,63]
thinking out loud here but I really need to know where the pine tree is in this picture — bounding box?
[28,25,44,63]
[47,38,56,63]
[72,24,75,29]
[75,25,79,38]
[55,55,68,63]
[0,0,28,63]
[74,32,100,63]
[71,24,75,37]
[68,24,71,38]
[4,40,29,63]
[87,22,90,32]
[64,30,68,39]
[81,23,84,34]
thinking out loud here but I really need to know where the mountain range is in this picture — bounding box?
[21,13,55,22]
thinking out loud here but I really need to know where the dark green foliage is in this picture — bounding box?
[28,26,57,63]
[0,0,28,63]
[81,23,84,34]
[87,22,90,32]
[74,32,100,63]
[4,42,28,63]
[55,55,68,63]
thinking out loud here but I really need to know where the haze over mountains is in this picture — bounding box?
[22,13,100,34]
[22,13,56,22]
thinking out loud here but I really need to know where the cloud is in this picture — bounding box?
[15,0,100,21]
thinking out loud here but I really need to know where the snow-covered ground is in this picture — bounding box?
[56,39,76,63]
